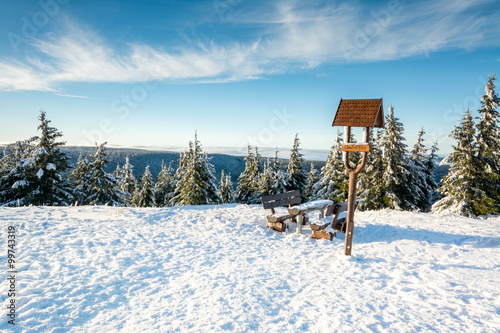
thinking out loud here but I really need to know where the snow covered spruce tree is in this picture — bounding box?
[305,162,319,200]
[407,128,435,211]
[0,138,36,206]
[432,109,493,217]
[253,146,263,175]
[271,148,289,195]
[380,105,414,210]
[286,133,308,200]
[112,163,123,189]
[119,155,137,204]
[475,72,500,211]
[235,145,260,204]
[132,165,155,207]
[171,133,221,205]
[69,153,92,205]
[170,150,188,205]
[313,131,348,203]
[154,161,176,207]
[423,140,440,208]
[0,111,72,206]
[257,158,274,197]
[218,170,234,204]
[86,142,127,206]
[358,129,386,210]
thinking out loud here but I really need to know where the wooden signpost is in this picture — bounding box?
[332,98,385,255]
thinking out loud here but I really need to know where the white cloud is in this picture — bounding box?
[262,0,500,62]
[0,0,498,91]
[54,93,88,99]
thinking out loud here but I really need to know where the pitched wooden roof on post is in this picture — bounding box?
[332,98,384,128]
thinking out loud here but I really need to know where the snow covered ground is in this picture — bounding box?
[1,205,499,332]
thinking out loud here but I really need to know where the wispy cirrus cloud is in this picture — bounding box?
[54,93,88,99]
[0,0,498,92]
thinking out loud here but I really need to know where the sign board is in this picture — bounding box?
[341,143,370,152]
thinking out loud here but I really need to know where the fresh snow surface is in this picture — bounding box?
[293,200,333,211]
[1,205,499,332]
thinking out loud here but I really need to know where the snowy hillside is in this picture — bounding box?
[1,205,499,332]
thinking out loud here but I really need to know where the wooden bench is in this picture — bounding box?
[287,199,333,234]
[261,190,301,232]
[309,201,358,241]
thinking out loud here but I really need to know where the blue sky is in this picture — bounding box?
[0,0,499,159]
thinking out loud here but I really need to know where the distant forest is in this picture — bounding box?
[0,145,449,184]
[61,146,450,184]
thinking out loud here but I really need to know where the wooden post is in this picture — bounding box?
[296,215,303,234]
[343,127,370,256]
[333,98,384,255]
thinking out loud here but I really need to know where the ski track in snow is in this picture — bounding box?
[0,205,499,332]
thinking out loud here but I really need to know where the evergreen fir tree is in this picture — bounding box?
[286,133,308,200]
[475,72,500,210]
[218,170,234,204]
[408,128,431,211]
[0,111,72,206]
[172,133,221,205]
[0,138,36,206]
[154,161,176,207]
[254,146,262,174]
[313,131,348,203]
[270,148,289,195]
[235,145,260,204]
[170,149,189,206]
[69,153,92,205]
[31,111,73,205]
[305,162,319,200]
[86,142,127,206]
[257,159,274,197]
[120,156,137,203]
[423,140,439,209]
[132,165,156,207]
[358,129,386,210]
[432,109,494,217]
[113,163,122,182]
[381,105,414,210]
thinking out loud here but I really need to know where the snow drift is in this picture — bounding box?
[0,205,499,332]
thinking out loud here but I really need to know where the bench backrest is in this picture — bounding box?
[325,201,359,217]
[261,190,301,214]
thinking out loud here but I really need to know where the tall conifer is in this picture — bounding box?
[432,110,493,216]
[0,111,72,206]
[381,105,413,210]
[172,133,221,205]
[476,72,500,209]
[218,170,234,204]
[154,161,176,207]
[132,165,156,207]
[286,133,308,200]
[235,145,260,204]
[86,143,126,206]
[358,129,386,210]
[313,131,348,202]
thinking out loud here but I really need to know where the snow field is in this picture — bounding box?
[1,205,499,332]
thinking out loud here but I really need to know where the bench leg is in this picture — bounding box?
[296,215,303,234]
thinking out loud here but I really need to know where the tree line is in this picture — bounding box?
[0,73,498,217]
[0,109,437,211]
